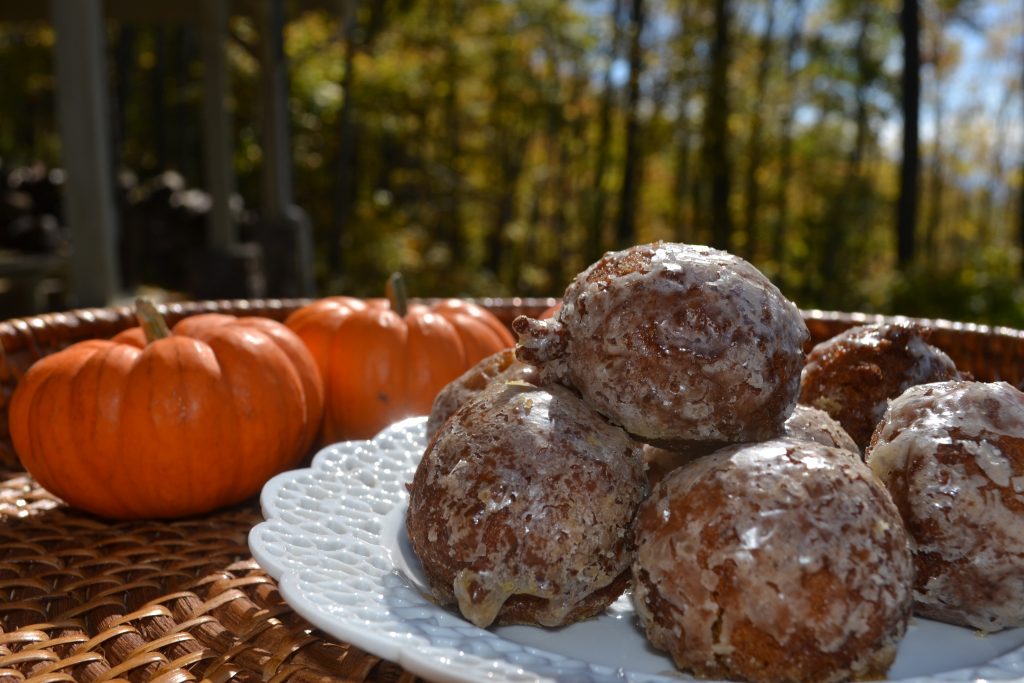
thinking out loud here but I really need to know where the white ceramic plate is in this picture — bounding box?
[249,417,1024,683]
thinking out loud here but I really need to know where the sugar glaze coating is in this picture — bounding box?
[633,438,914,683]
[425,347,536,438]
[513,242,809,447]
[867,380,1024,632]
[406,381,647,628]
[799,322,961,451]
[785,404,859,454]
[643,404,858,486]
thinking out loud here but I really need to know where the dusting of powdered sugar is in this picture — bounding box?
[514,242,808,445]
[407,380,647,629]
[867,380,1024,632]
[784,404,860,454]
[633,438,913,683]
[799,322,962,451]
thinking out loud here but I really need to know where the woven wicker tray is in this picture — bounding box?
[2,298,1024,682]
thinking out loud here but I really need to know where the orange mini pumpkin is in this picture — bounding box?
[285,275,515,442]
[8,301,324,520]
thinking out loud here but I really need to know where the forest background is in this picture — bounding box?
[1,0,1023,326]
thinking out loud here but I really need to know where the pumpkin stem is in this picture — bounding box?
[135,297,172,344]
[386,272,409,317]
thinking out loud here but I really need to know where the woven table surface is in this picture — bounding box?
[2,298,1024,682]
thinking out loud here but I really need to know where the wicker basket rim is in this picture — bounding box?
[1,297,1021,334]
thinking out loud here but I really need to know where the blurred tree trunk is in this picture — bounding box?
[558,66,591,286]
[671,127,692,242]
[819,4,871,290]
[647,66,672,245]
[549,102,574,287]
[1019,162,1024,277]
[704,0,733,251]
[588,0,624,263]
[485,44,525,279]
[329,0,360,276]
[363,0,389,44]
[771,0,806,277]
[540,42,574,287]
[983,88,1013,248]
[741,0,777,261]
[1017,43,1024,276]
[670,0,700,244]
[441,0,464,263]
[922,4,951,262]
[615,0,645,250]
[517,179,544,292]
[897,0,921,267]
[923,89,944,261]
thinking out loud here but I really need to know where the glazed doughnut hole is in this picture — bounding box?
[407,380,647,628]
[633,438,914,683]
[867,380,1024,632]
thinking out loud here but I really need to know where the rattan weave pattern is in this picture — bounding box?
[2,298,1024,682]
[0,468,420,682]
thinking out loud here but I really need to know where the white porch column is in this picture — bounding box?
[50,0,121,307]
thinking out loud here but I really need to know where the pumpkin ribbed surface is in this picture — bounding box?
[8,312,323,520]
[285,296,515,442]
